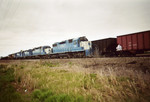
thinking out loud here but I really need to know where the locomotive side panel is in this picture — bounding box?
[32,46,51,57]
[23,50,32,57]
[32,47,42,56]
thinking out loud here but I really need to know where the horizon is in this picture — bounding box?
[0,0,150,56]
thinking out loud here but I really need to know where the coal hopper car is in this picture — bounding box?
[92,38,117,57]
[116,30,150,56]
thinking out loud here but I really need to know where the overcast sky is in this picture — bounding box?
[0,0,150,56]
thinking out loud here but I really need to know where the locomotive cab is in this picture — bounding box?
[79,37,92,50]
[44,46,52,54]
[79,37,92,57]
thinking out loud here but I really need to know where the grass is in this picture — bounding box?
[0,57,150,102]
[32,89,89,102]
[0,64,23,102]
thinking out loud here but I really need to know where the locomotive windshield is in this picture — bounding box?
[53,44,57,47]
[79,37,88,42]
[59,41,66,44]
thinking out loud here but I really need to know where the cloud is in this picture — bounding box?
[0,0,150,56]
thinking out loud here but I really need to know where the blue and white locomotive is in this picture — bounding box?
[9,46,52,59]
[31,46,52,58]
[15,51,23,58]
[22,49,32,58]
[8,36,92,59]
[52,36,92,58]
[32,46,52,56]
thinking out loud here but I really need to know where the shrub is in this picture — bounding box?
[32,89,87,102]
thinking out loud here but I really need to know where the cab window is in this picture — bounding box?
[59,41,66,44]
[53,44,57,47]
[69,39,73,43]
[80,37,88,41]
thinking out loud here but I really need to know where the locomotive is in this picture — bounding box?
[7,36,92,59]
[2,30,150,59]
[50,36,92,58]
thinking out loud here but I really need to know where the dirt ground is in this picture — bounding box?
[1,57,150,74]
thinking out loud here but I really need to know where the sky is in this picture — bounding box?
[0,0,150,57]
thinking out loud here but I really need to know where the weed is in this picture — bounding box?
[68,61,73,68]
[90,73,97,80]
[18,76,21,83]
[1,57,150,102]
[0,64,7,69]
[117,76,132,82]
[0,85,23,102]
[69,61,72,65]
[20,65,24,69]
[32,89,87,102]
[42,62,59,67]
[0,68,23,102]
[59,70,68,73]
[1,68,15,82]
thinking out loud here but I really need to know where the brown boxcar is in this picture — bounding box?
[117,30,150,54]
[92,38,117,56]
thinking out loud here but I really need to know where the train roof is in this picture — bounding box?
[53,36,87,45]
[91,37,116,42]
[117,30,150,37]
[32,46,51,49]
[23,49,32,52]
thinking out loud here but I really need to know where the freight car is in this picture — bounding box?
[116,30,150,56]
[92,38,117,57]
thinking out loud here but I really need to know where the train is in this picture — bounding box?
[1,30,150,59]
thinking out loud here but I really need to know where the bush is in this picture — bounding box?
[42,62,59,67]
[0,68,23,102]
[32,89,87,102]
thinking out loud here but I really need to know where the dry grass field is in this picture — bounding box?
[0,57,150,102]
